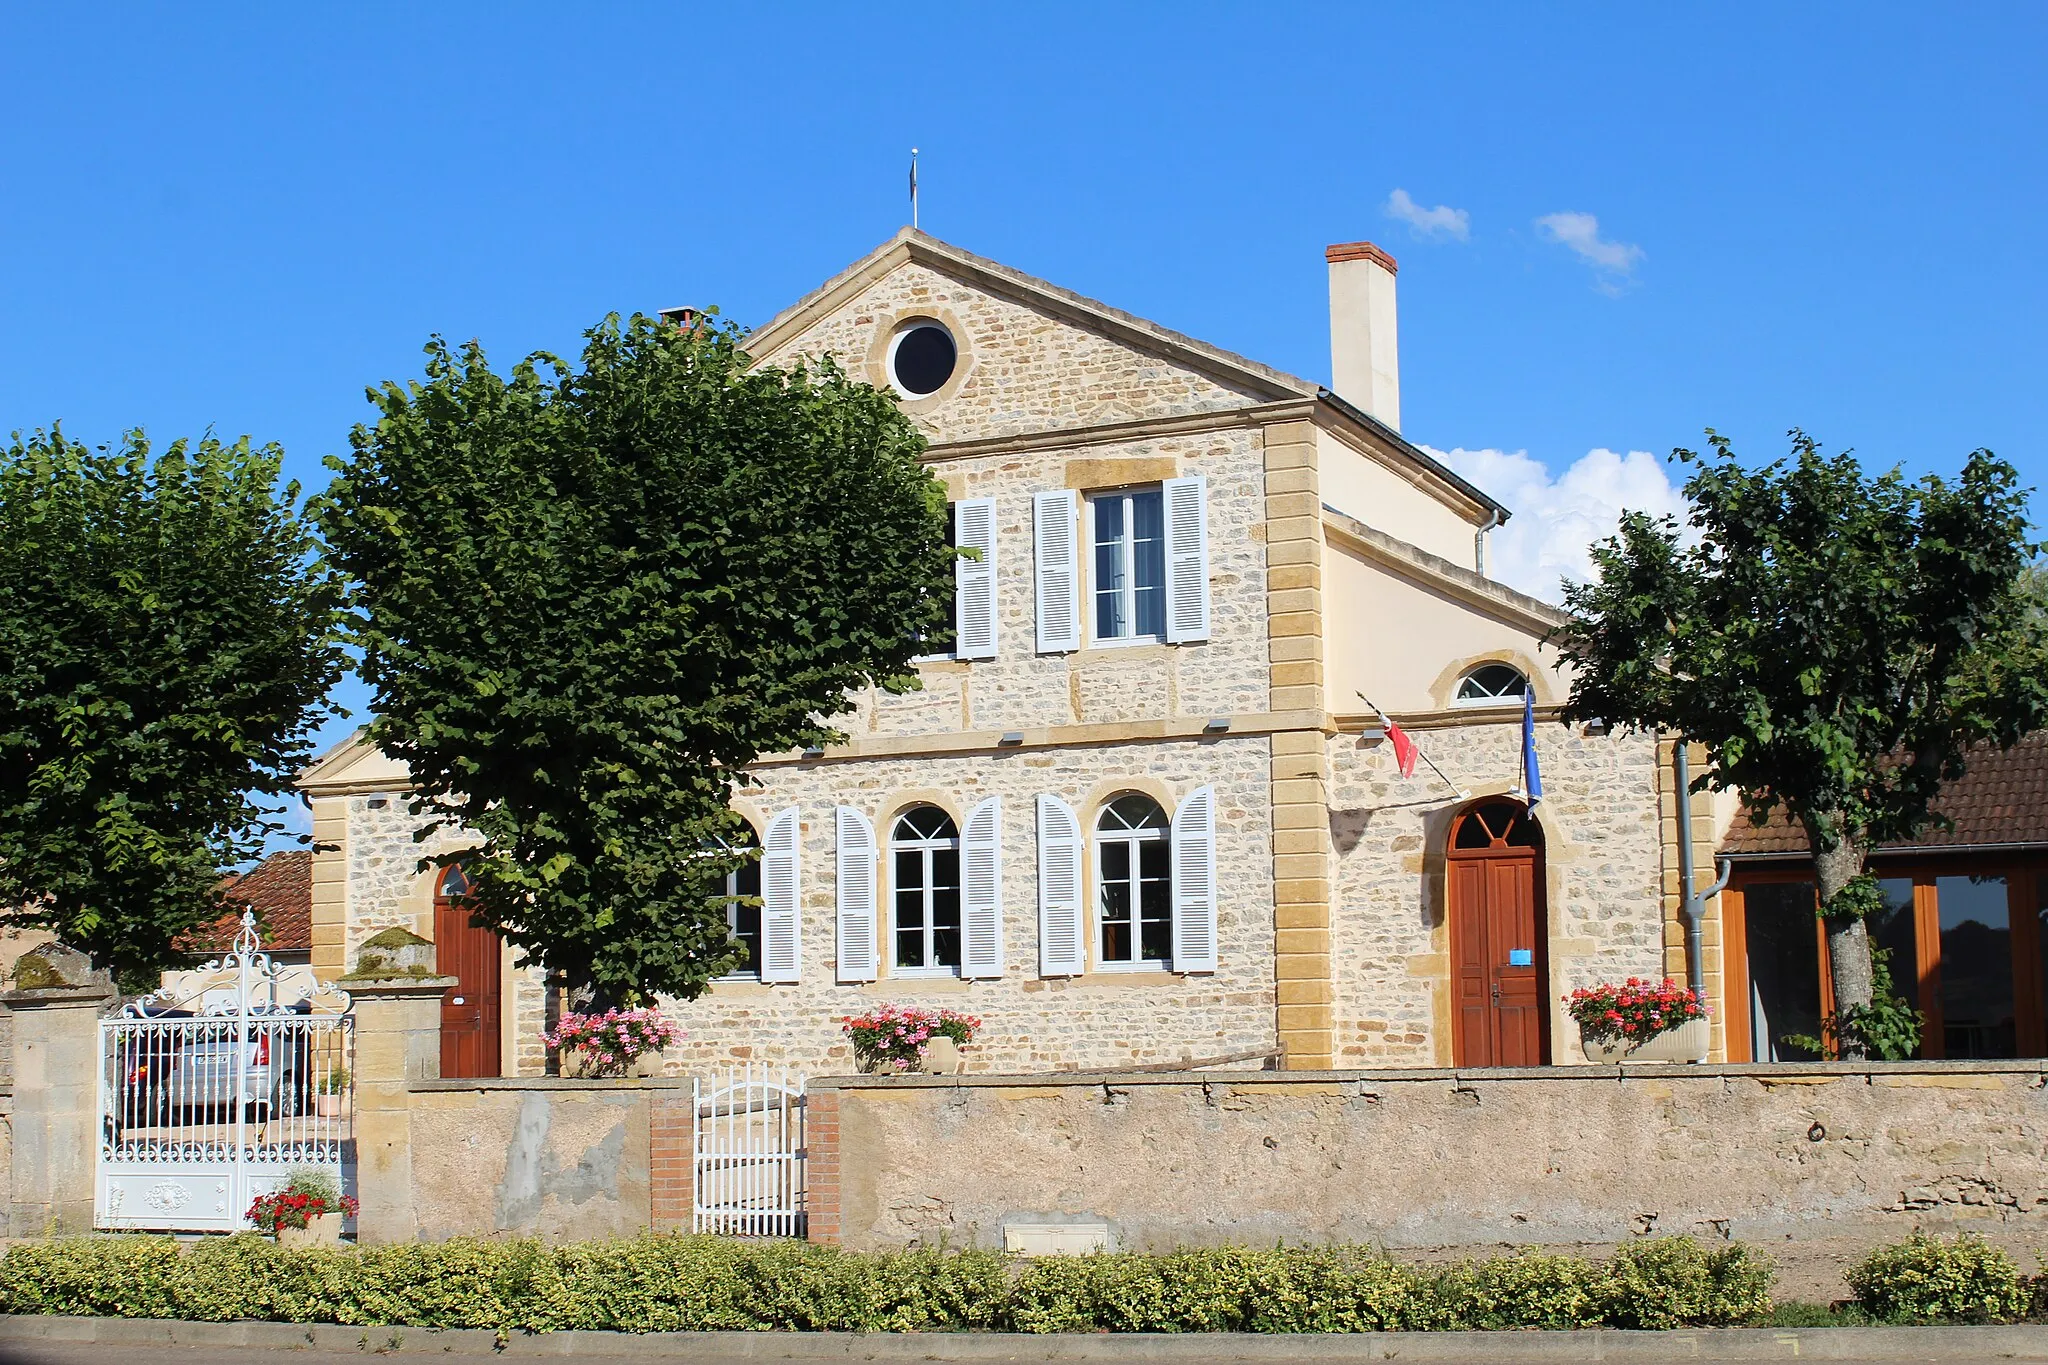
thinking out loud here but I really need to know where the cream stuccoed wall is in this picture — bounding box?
[1314,427,1478,570]
[1322,535,1568,716]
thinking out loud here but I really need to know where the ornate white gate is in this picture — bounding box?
[693,1064,805,1236]
[95,911,353,1232]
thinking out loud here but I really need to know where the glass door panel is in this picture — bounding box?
[1744,882,1823,1061]
[1935,874,2015,1059]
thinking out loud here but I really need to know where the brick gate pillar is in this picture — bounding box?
[345,975,452,1244]
[3,981,118,1235]
[648,1088,694,1232]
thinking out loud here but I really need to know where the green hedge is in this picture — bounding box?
[1846,1233,2030,1325]
[0,1234,1771,1333]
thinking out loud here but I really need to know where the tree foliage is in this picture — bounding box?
[316,314,955,1003]
[1554,430,2046,1048]
[0,429,346,987]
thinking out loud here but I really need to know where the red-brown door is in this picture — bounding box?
[435,866,502,1078]
[1448,800,1548,1067]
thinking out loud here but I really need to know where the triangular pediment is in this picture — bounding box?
[296,730,413,796]
[744,229,1316,446]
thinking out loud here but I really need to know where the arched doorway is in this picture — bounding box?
[1447,798,1548,1066]
[435,864,502,1078]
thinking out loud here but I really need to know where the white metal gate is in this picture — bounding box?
[693,1064,804,1236]
[96,911,354,1232]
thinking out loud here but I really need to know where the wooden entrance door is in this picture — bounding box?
[1449,799,1548,1066]
[435,865,502,1078]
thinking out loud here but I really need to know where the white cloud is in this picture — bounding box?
[1535,211,1644,284]
[1384,188,1471,242]
[1424,445,1691,604]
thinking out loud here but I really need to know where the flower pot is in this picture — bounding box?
[920,1036,963,1075]
[277,1212,344,1249]
[314,1094,344,1119]
[1581,1016,1709,1064]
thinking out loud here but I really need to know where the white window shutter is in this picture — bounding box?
[953,497,998,661]
[1162,475,1210,644]
[1036,794,1086,977]
[834,806,879,983]
[759,806,802,983]
[1033,489,1081,653]
[1170,785,1218,973]
[961,796,1003,978]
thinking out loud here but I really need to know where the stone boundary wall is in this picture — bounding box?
[809,1063,2048,1254]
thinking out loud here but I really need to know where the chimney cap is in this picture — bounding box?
[1325,241,1398,274]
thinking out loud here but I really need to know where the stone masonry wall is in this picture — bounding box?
[664,734,1278,1075]
[752,259,1269,447]
[1326,719,1667,1066]
[816,1064,2048,1254]
[849,426,1271,741]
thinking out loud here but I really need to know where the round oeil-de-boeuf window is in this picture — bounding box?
[887,321,957,397]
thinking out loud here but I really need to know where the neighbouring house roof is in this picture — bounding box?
[1719,732,2048,858]
[181,848,314,954]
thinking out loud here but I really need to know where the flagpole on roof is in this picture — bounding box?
[909,148,919,230]
[1357,692,1470,800]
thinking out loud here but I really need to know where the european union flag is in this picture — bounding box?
[1521,688,1544,807]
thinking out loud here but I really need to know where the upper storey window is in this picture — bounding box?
[887,321,957,398]
[1456,662,1530,706]
[1089,488,1166,643]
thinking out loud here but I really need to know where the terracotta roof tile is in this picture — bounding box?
[182,849,313,953]
[1719,733,2048,858]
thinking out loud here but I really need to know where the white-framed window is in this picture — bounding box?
[714,828,763,980]
[1455,662,1530,706]
[1095,793,1173,968]
[1088,487,1167,644]
[890,806,963,974]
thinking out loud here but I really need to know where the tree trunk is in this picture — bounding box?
[1809,825,1874,1060]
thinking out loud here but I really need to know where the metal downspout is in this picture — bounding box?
[1673,739,1732,999]
[1475,509,1503,576]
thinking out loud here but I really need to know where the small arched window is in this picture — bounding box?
[1455,662,1530,706]
[438,864,471,898]
[715,826,763,979]
[891,806,961,973]
[1095,794,1172,966]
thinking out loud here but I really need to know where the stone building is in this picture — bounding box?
[299,228,1707,1076]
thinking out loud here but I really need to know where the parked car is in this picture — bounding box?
[109,1001,314,1137]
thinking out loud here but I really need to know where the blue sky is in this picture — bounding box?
[5,4,2044,772]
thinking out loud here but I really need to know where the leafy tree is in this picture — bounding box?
[0,429,346,988]
[316,314,955,1005]
[1555,431,2046,1057]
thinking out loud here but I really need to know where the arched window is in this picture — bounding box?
[891,806,961,973]
[1451,798,1544,850]
[1455,662,1530,706]
[1095,794,1172,967]
[438,864,471,898]
[716,826,763,979]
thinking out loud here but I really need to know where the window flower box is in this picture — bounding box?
[1568,978,1710,1063]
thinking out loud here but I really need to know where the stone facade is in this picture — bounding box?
[300,228,1692,1080]
[668,734,1278,1073]
[1327,717,1666,1066]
